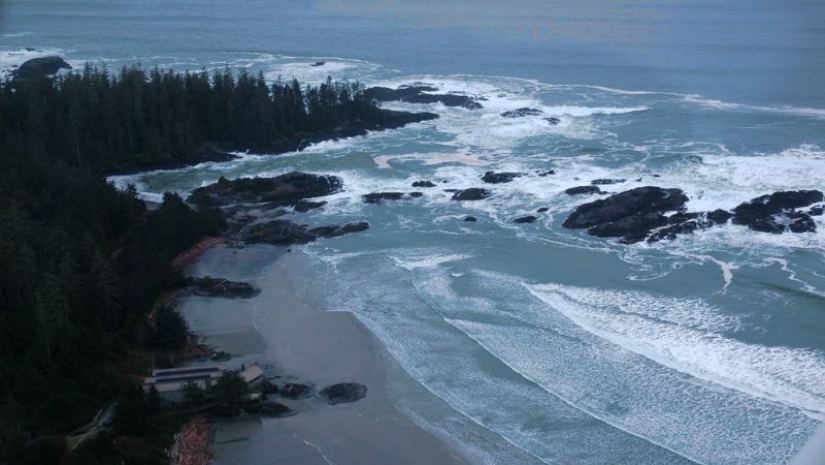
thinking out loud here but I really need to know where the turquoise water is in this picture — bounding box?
[4,1,825,464]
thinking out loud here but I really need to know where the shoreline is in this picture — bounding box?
[104,108,438,177]
[178,245,471,465]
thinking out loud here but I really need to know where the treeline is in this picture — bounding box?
[0,65,377,172]
[0,67,235,464]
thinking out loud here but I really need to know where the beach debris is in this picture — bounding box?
[319,382,368,405]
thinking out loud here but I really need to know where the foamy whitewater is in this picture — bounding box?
[5,1,824,464]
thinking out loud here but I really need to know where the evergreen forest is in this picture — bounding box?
[0,64,379,464]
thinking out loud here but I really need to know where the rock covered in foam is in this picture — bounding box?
[452,188,492,201]
[732,190,823,233]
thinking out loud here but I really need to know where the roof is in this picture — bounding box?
[239,365,264,383]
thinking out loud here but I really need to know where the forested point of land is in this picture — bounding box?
[1,64,381,173]
[0,64,387,464]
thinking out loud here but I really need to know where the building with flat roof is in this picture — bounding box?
[142,364,225,402]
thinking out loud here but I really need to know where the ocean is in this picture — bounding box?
[3,1,824,464]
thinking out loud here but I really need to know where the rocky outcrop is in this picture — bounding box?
[565,186,602,196]
[241,220,369,245]
[482,171,523,184]
[513,215,537,224]
[365,86,482,109]
[363,192,404,204]
[501,108,541,118]
[452,188,492,201]
[732,190,823,234]
[188,172,343,207]
[464,216,478,222]
[563,186,688,243]
[319,383,368,405]
[13,56,71,81]
[591,178,626,186]
[258,401,297,417]
[192,277,258,298]
[278,382,314,399]
[412,180,436,188]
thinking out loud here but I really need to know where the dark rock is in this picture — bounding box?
[412,180,436,188]
[292,200,327,212]
[365,86,481,109]
[545,117,561,125]
[280,383,314,399]
[537,207,549,213]
[193,277,258,298]
[707,209,733,224]
[809,206,824,216]
[563,186,688,242]
[319,383,368,405]
[443,189,460,193]
[363,192,405,204]
[452,188,492,201]
[732,190,823,233]
[591,178,626,186]
[309,221,370,238]
[13,56,71,81]
[588,213,669,242]
[537,170,556,177]
[563,187,688,230]
[482,171,523,184]
[242,220,368,245]
[189,172,343,207]
[464,216,478,222]
[409,192,424,198]
[667,212,701,224]
[565,186,602,196]
[786,212,817,233]
[514,215,537,224]
[258,401,297,417]
[311,61,325,67]
[501,108,541,118]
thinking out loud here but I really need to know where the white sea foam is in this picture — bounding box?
[526,283,825,419]
[682,95,825,119]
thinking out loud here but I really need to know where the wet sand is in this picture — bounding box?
[178,245,471,465]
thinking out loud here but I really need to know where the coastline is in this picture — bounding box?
[178,245,471,465]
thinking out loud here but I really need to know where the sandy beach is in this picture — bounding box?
[178,245,471,465]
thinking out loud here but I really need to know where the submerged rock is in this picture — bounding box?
[412,180,436,188]
[319,383,368,405]
[464,216,478,222]
[545,117,561,125]
[452,188,492,201]
[482,171,523,184]
[513,215,537,224]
